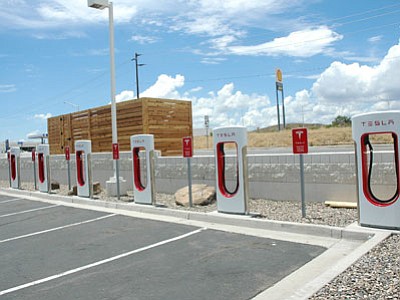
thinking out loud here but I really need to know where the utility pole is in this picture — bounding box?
[132,52,145,99]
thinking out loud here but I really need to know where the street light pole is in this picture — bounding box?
[108,2,118,147]
[88,0,117,146]
[88,0,122,198]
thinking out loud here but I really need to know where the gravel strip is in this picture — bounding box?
[2,181,399,299]
[310,234,400,300]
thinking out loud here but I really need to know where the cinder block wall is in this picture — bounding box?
[1,151,397,203]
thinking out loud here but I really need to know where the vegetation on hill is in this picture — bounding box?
[194,116,392,149]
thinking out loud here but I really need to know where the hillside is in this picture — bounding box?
[194,126,393,149]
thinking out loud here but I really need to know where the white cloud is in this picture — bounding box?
[116,90,134,102]
[200,57,227,65]
[0,84,17,93]
[227,26,343,57]
[0,0,138,29]
[141,74,185,99]
[312,42,400,107]
[368,35,382,43]
[26,130,46,139]
[34,113,52,120]
[135,42,400,129]
[32,31,86,40]
[130,35,158,44]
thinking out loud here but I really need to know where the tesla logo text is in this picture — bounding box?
[361,119,394,127]
[216,132,236,138]
[132,139,145,144]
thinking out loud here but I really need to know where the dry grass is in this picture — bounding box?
[194,126,394,149]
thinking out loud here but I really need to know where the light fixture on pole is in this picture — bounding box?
[88,0,126,198]
[132,52,145,99]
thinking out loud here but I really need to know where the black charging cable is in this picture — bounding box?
[365,134,399,204]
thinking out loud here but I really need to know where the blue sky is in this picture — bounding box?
[1,0,400,142]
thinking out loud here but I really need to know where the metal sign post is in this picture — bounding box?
[183,136,193,207]
[7,151,11,187]
[292,128,309,218]
[275,68,286,130]
[112,143,120,200]
[32,149,37,190]
[204,115,210,149]
[65,146,71,191]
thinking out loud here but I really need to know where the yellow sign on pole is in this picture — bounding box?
[276,68,283,83]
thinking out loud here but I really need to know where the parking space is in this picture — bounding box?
[0,195,326,300]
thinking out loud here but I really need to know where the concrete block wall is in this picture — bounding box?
[1,150,397,203]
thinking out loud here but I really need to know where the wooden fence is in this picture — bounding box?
[48,98,192,156]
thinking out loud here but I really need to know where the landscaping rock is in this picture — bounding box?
[174,184,215,207]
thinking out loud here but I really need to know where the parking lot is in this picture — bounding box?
[0,194,329,300]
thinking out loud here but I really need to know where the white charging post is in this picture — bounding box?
[213,126,249,214]
[37,144,51,193]
[75,140,93,198]
[10,147,21,189]
[130,134,156,205]
[352,111,400,229]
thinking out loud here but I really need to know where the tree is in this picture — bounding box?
[332,115,351,127]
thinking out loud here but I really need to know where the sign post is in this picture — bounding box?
[183,136,193,207]
[204,115,210,148]
[7,151,11,187]
[65,146,71,191]
[275,68,286,130]
[292,128,308,218]
[32,149,37,190]
[112,143,120,200]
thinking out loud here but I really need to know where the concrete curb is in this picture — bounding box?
[0,188,372,241]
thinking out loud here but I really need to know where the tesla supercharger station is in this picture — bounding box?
[213,126,249,214]
[130,134,156,205]
[352,111,400,229]
[10,147,21,189]
[37,144,50,193]
[75,140,93,198]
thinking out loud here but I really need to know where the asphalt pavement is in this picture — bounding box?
[0,194,327,300]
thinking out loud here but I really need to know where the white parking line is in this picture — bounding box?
[0,227,207,296]
[0,198,23,204]
[0,214,117,244]
[0,205,60,218]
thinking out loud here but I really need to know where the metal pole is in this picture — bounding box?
[46,155,51,194]
[67,160,71,191]
[7,152,11,187]
[116,155,120,200]
[275,84,281,131]
[187,157,193,207]
[33,159,37,190]
[300,154,306,218]
[88,153,93,199]
[281,88,286,129]
[135,52,140,99]
[108,2,120,193]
